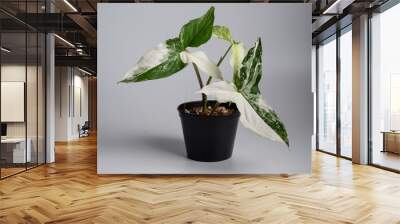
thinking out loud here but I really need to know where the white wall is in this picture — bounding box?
[71,74,89,138]
[55,66,70,141]
[1,82,25,122]
[55,67,89,141]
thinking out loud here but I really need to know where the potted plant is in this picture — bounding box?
[119,7,289,162]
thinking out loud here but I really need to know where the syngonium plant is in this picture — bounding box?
[119,7,289,147]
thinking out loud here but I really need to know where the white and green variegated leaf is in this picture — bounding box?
[243,93,289,147]
[202,38,289,147]
[212,25,233,43]
[179,7,215,48]
[200,81,289,146]
[234,38,263,94]
[230,42,247,79]
[180,50,223,80]
[119,38,186,83]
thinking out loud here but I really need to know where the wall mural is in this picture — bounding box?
[119,7,289,162]
[98,4,312,174]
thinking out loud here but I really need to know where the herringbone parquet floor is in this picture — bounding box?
[1,134,400,224]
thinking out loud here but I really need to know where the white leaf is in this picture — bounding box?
[230,42,247,74]
[201,81,285,144]
[180,50,223,80]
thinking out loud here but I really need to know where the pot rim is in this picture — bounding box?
[177,100,241,119]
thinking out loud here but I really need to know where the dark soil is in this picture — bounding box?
[185,105,234,116]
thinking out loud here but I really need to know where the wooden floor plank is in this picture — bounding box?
[1,134,400,223]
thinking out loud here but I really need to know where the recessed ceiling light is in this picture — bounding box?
[322,0,354,15]
[323,0,342,14]
[1,47,11,53]
[63,0,78,12]
[54,34,75,48]
[78,67,93,76]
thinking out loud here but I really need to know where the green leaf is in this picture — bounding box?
[179,7,215,48]
[212,25,233,43]
[119,38,186,83]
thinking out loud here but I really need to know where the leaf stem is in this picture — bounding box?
[203,44,233,114]
[210,102,220,115]
[218,44,233,66]
[192,45,232,114]
[206,44,233,85]
[192,63,207,112]
[192,63,204,88]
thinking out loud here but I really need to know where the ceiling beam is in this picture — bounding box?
[67,13,97,43]
[55,55,96,70]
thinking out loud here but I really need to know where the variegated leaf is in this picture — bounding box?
[230,42,247,80]
[119,38,186,83]
[200,81,288,146]
[212,25,233,43]
[202,38,289,147]
[234,38,262,94]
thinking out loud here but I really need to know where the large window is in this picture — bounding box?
[318,36,337,154]
[316,26,353,159]
[340,28,352,158]
[370,3,400,171]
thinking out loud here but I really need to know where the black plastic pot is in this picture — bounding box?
[178,101,240,162]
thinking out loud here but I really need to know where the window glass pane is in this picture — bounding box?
[318,37,337,154]
[26,0,39,169]
[0,1,46,179]
[371,3,400,171]
[27,31,38,169]
[38,33,45,165]
[340,29,352,158]
[312,46,317,150]
[1,31,27,178]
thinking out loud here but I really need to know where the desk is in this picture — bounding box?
[382,131,400,154]
[1,138,31,163]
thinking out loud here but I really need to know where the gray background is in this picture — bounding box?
[98,3,312,174]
